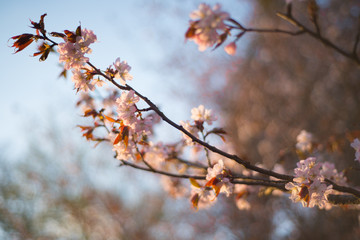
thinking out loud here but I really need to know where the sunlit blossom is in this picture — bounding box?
[191,105,217,125]
[113,58,133,85]
[296,130,313,152]
[187,3,229,51]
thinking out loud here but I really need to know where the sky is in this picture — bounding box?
[1,0,251,158]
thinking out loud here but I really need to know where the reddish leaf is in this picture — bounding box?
[205,176,220,187]
[33,42,51,61]
[30,13,47,35]
[64,30,77,43]
[76,25,82,36]
[10,34,34,53]
[50,32,66,38]
[83,109,98,118]
[299,185,310,207]
[185,26,196,39]
[113,132,122,145]
[78,125,94,140]
[114,125,130,148]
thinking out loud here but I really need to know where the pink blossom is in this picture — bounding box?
[191,185,217,209]
[58,42,89,70]
[143,142,169,169]
[180,120,199,145]
[113,58,133,85]
[57,28,97,70]
[191,105,217,125]
[116,90,139,127]
[293,157,322,184]
[320,162,347,186]
[188,3,229,51]
[71,69,95,92]
[206,159,233,197]
[110,132,135,160]
[206,159,225,180]
[350,138,360,162]
[286,157,333,208]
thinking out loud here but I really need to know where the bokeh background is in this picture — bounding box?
[1,0,360,239]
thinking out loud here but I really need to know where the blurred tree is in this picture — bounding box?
[215,0,360,239]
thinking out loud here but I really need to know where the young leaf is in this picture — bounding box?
[190,178,201,188]
[10,34,34,53]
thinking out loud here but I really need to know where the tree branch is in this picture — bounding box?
[276,12,360,65]
[119,159,206,180]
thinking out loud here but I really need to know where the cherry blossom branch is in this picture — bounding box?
[50,34,360,201]
[122,83,295,182]
[227,7,359,65]
[11,10,360,210]
[227,18,305,36]
[81,59,297,182]
[84,63,360,199]
[276,11,360,65]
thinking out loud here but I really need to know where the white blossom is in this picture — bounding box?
[351,138,360,162]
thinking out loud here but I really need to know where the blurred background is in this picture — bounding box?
[1,0,360,239]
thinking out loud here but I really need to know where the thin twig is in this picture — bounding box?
[123,84,294,181]
[120,159,206,180]
[277,12,360,65]
[168,157,207,170]
[134,142,155,171]
[244,27,305,36]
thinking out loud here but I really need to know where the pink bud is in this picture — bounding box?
[224,42,236,56]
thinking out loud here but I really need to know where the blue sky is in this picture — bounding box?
[1,0,250,157]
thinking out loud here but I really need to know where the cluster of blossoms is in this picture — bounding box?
[58,28,97,70]
[186,3,230,51]
[285,157,347,209]
[57,28,102,92]
[180,105,217,145]
[109,57,133,85]
[10,4,360,212]
[111,90,156,160]
[191,160,233,209]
